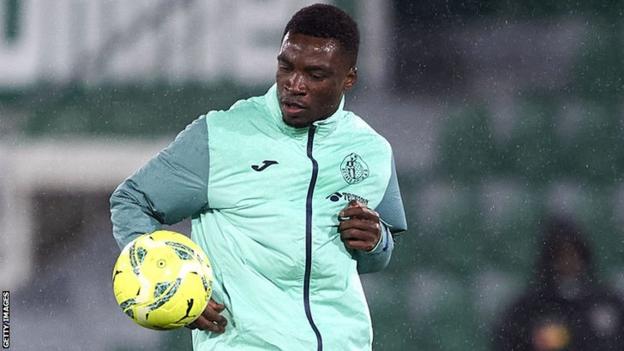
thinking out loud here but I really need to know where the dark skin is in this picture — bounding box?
[339,200,382,252]
[186,299,227,332]
[187,32,381,333]
[276,32,357,128]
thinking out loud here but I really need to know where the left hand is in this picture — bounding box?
[338,200,381,252]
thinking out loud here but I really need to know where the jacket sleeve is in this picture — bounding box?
[355,155,407,274]
[110,116,210,249]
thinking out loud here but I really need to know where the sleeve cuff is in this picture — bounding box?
[366,221,391,254]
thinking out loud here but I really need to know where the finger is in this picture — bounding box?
[340,225,380,251]
[341,230,377,250]
[339,206,379,222]
[344,239,376,251]
[340,228,378,244]
[339,218,381,243]
[208,299,225,313]
[339,218,380,233]
[346,200,363,208]
[338,200,366,221]
[190,300,228,332]
[202,305,228,327]
[187,315,226,333]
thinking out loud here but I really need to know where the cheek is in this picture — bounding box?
[312,92,341,113]
[318,84,342,106]
[275,72,286,88]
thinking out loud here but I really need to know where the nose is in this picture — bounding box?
[285,72,306,95]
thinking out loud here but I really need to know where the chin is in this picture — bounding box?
[282,114,311,128]
[283,117,310,129]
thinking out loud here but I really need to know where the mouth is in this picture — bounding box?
[280,99,307,115]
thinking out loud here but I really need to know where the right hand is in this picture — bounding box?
[186,299,228,333]
[338,200,381,252]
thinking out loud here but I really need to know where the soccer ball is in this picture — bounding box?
[112,230,213,330]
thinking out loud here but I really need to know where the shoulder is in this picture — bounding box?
[205,94,267,126]
[342,111,393,152]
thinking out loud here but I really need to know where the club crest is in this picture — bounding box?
[340,153,369,184]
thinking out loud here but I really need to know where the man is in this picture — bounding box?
[111,4,407,350]
[492,216,624,351]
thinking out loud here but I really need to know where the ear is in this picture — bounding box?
[343,67,358,91]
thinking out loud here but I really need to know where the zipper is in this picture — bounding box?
[304,125,322,351]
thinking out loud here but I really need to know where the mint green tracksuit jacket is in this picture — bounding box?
[110,84,407,350]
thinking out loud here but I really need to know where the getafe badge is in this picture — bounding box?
[340,153,369,184]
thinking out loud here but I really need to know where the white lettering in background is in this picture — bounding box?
[0,0,41,87]
[0,0,332,87]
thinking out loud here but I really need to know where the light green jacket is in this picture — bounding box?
[111,85,407,350]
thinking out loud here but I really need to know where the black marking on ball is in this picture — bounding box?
[120,297,137,319]
[201,275,209,292]
[165,241,196,260]
[120,298,136,310]
[112,270,123,284]
[146,278,182,311]
[129,242,139,274]
[174,248,192,260]
[154,281,171,298]
[136,247,147,264]
[175,298,195,323]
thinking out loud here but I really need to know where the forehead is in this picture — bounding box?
[279,32,346,66]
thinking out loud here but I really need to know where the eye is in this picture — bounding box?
[278,62,292,72]
[310,73,326,81]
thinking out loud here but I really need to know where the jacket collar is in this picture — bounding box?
[264,84,346,139]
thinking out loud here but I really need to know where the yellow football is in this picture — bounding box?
[112,230,212,330]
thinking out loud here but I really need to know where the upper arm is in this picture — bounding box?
[110,115,211,248]
[374,155,407,234]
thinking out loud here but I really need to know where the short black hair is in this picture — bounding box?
[283,3,359,67]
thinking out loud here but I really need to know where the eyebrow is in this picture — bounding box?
[277,53,291,64]
[305,65,332,74]
[277,54,333,73]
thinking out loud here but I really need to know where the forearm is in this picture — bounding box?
[354,153,406,273]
